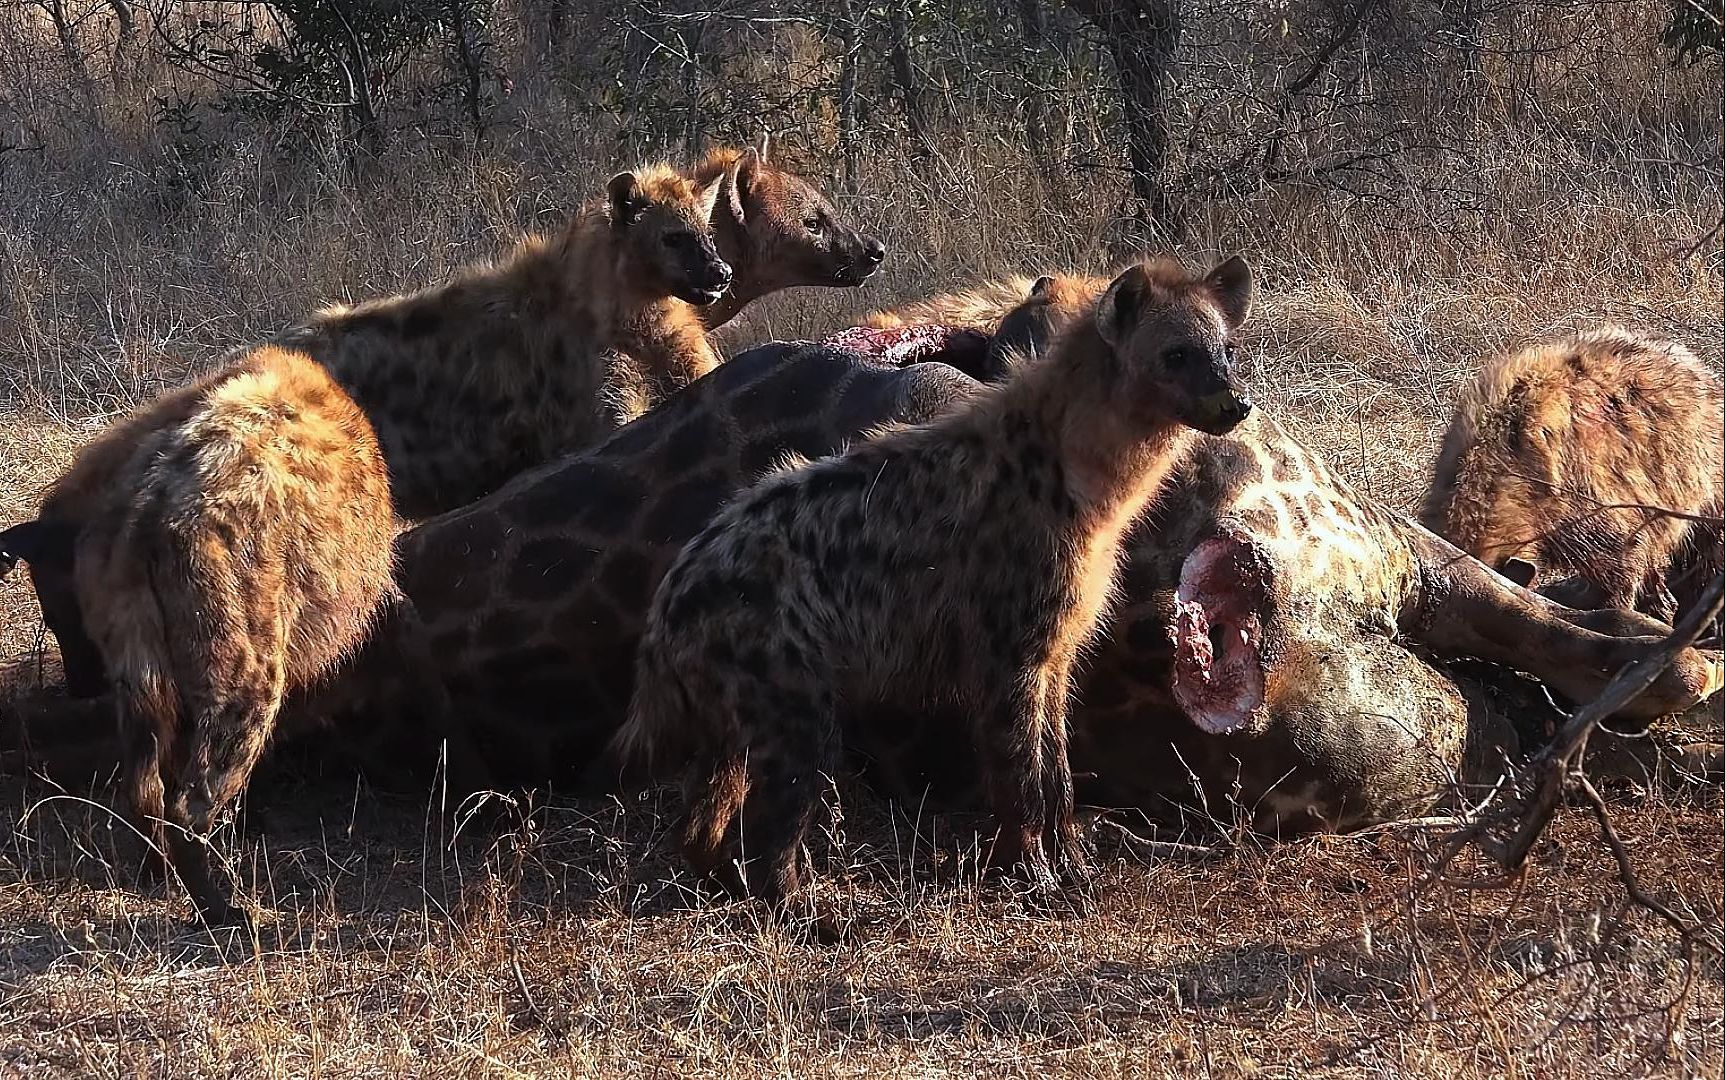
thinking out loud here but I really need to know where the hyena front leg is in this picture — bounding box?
[972,681,1057,892]
[1036,664,1091,886]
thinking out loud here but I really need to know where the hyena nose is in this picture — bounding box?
[1199,390,1253,433]
[712,260,733,287]
[864,238,887,265]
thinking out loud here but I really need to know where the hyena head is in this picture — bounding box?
[715,137,887,288]
[1094,255,1255,436]
[991,273,1109,378]
[607,167,733,306]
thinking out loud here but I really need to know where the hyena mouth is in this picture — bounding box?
[1169,532,1273,735]
[684,285,728,306]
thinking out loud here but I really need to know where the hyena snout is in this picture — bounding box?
[833,228,888,284]
[676,251,734,306]
[1183,360,1254,435]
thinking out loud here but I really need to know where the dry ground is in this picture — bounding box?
[0,274,1722,1076]
[1,17,1722,1065]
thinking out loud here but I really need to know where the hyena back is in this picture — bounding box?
[1422,326,1724,623]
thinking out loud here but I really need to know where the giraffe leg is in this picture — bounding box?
[1406,529,1723,720]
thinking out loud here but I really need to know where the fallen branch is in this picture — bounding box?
[1431,572,1724,951]
[1485,571,1723,872]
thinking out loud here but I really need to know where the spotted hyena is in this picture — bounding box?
[614,256,1257,912]
[60,346,461,926]
[693,136,888,330]
[1422,327,1724,623]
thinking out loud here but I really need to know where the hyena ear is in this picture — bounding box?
[725,146,762,225]
[0,519,76,577]
[607,172,647,227]
[1499,557,1539,589]
[1095,264,1153,348]
[1029,275,1055,300]
[695,173,725,223]
[1205,255,1253,331]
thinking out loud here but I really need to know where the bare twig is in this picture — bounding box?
[1430,572,1724,953]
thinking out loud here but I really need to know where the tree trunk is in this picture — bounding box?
[107,0,135,89]
[1017,0,1068,193]
[888,0,930,152]
[836,0,861,193]
[1018,0,1048,45]
[448,0,488,140]
[1068,0,1182,233]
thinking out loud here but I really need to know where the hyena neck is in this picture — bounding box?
[990,322,1193,527]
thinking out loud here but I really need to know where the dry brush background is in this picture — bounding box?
[0,0,1721,1075]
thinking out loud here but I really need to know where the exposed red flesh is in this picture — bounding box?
[1169,532,1273,734]
[821,323,987,369]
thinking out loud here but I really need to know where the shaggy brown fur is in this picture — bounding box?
[1422,327,1725,622]
[66,346,435,926]
[861,276,1049,332]
[615,256,1257,916]
[691,138,887,330]
[275,164,730,520]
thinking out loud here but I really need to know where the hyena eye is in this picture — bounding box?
[804,216,823,235]
[1164,346,1196,370]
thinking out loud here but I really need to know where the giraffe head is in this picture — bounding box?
[1095,255,1256,436]
[606,166,732,306]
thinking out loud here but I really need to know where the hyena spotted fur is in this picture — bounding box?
[614,256,1257,914]
[1422,326,1724,623]
[277,164,731,520]
[60,346,464,926]
[4,146,888,702]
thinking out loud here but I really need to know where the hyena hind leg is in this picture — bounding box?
[117,695,170,887]
[679,751,749,891]
[163,678,284,929]
[732,684,842,913]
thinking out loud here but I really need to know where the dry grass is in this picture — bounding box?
[1,2,1722,1075]
[0,759,1720,1077]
